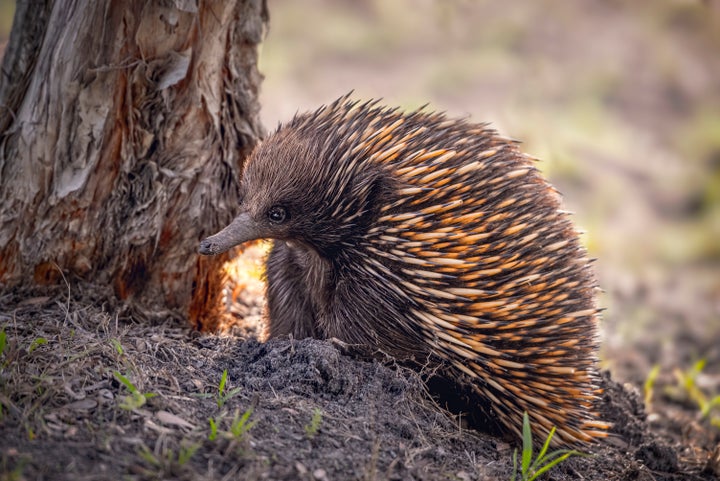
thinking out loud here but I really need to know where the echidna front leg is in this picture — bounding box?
[265,241,319,339]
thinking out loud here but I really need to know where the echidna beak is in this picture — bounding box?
[198,212,260,255]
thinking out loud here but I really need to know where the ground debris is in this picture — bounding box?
[0,286,716,480]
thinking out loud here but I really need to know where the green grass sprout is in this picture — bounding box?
[138,445,159,467]
[304,407,323,439]
[672,360,720,428]
[114,371,157,410]
[216,369,242,408]
[0,327,6,357]
[110,338,124,355]
[177,442,200,466]
[510,412,584,481]
[644,364,661,411]
[229,407,256,441]
[28,337,48,353]
[208,417,218,441]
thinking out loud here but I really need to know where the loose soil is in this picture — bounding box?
[0,284,718,480]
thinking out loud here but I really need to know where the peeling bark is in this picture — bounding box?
[0,0,268,329]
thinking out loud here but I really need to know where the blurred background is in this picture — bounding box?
[256,0,720,383]
[1,0,718,382]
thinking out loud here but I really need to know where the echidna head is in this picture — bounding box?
[199,126,387,257]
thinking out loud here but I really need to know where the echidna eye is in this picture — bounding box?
[267,205,288,224]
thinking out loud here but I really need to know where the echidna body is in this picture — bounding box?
[200,97,608,445]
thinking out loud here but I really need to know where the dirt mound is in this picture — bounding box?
[0,286,717,480]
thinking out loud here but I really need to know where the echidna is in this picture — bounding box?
[199,96,608,446]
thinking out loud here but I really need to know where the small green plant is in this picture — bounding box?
[28,337,48,353]
[137,441,199,472]
[193,369,242,408]
[510,412,583,481]
[110,338,124,355]
[0,327,6,357]
[675,359,706,404]
[207,407,257,446]
[673,359,720,425]
[114,371,157,410]
[304,407,323,439]
[137,444,160,467]
[177,442,200,466]
[228,407,256,441]
[644,364,661,411]
[216,369,242,408]
[208,417,219,441]
[0,327,8,371]
[711,415,720,430]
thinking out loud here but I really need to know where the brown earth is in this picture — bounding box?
[1,284,718,481]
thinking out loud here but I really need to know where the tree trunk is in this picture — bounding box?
[0,0,267,330]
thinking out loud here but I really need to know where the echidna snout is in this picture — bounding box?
[200,96,609,446]
[199,212,258,255]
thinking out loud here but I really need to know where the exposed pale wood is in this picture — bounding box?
[0,0,268,328]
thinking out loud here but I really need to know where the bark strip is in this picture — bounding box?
[0,0,268,328]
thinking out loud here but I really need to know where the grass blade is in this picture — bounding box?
[521,412,533,474]
[114,371,138,394]
[529,452,574,481]
[530,426,555,472]
[0,328,6,357]
[218,369,228,395]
